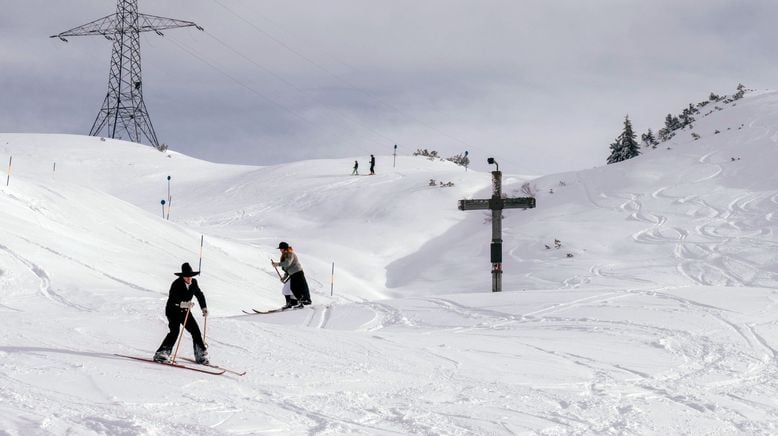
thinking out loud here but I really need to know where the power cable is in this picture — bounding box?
[209,0,472,149]
[201,30,396,146]
[163,33,380,153]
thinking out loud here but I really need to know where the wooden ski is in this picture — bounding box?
[114,354,226,375]
[179,357,246,376]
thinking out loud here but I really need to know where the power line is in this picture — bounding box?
[163,34,378,153]
[209,0,472,149]
[201,30,396,146]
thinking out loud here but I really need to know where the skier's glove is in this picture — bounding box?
[202,308,209,317]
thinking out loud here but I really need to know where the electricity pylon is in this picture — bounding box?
[51,0,203,147]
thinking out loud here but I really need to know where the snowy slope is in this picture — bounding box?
[2,90,778,434]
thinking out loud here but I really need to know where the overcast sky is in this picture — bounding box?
[2,0,776,174]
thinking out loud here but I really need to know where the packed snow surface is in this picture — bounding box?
[2,91,778,434]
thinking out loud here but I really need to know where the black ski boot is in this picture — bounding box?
[153,348,171,363]
[194,344,209,365]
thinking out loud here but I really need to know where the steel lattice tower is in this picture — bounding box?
[52,0,202,147]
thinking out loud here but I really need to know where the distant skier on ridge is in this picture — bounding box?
[153,263,210,365]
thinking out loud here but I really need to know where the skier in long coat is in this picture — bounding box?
[272,242,311,308]
[369,154,376,175]
[153,263,209,364]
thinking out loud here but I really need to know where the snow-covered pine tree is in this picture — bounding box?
[607,115,641,164]
[446,153,470,168]
[679,106,695,127]
[664,113,681,131]
[641,129,657,148]
[733,83,746,100]
[657,127,673,142]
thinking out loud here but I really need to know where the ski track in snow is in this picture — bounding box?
[594,145,778,290]
[11,234,157,296]
[332,289,778,433]
[0,242,86,311]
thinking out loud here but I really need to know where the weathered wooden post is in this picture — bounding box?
[458,157,536,292]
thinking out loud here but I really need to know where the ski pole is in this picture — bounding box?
[171,305,192,363]
[203,316,208,349]
[331,262,335,296]
[270,257,283,280]
[198,235,206,348]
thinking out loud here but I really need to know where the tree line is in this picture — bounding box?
[607,84,747,164]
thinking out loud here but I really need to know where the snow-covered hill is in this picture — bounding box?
[2,90,778,434]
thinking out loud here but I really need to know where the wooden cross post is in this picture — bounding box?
[458,158,535,292]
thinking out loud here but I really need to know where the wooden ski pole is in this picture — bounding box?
[171,305,192,363]
[198,235,206,348]
[270,257,283,280]
[203,316,208,349]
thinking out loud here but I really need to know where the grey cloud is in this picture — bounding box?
[2,0,777,174]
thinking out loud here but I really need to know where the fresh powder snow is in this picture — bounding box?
[1,90,778,434]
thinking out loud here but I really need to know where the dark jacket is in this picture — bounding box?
[165,277,207,309]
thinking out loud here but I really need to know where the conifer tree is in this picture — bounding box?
[664,113,681,131]
[733,83,746,100]
[607,115,641,164]
[657,127,672,142]
[679,107,695,127]
[641,129,657,148]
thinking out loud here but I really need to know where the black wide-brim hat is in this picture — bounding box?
[174,262,200,277]
[278,241,289,250]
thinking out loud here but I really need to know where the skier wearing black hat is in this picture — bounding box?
[272,242,311,308]
[153,262,210,364]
